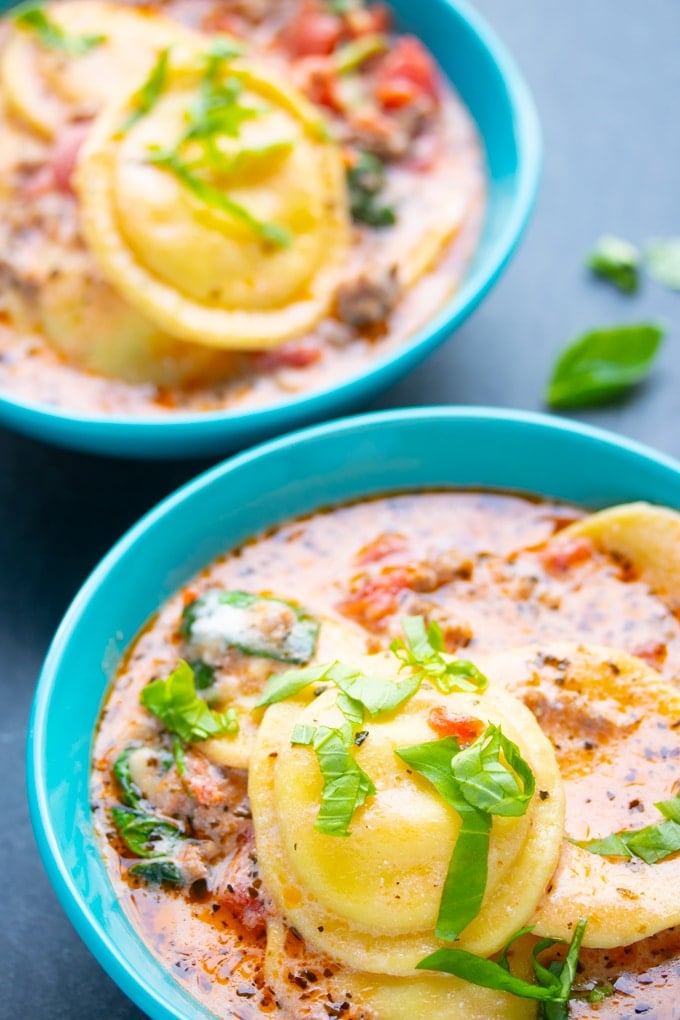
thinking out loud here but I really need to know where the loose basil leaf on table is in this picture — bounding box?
[586,234,640,293]
[546,323,664,408]
[182,589,319,664]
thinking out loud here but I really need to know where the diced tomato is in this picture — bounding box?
[337,567,411,626]
[253,339,323,372]
[283,10,344,58]
[182,753,224,808]
[427,708,485,745]
[355,532,409,565]
[539,536,595,576]
[374,36,440,110]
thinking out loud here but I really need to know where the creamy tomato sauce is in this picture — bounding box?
[93,490,680,1019]
[0,0,484,415]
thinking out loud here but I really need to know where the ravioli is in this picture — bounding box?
[560,501,680,609]
[250,680,564,975]
[478,642,680,947]
[76,44,350,350]
[1,1,194,138]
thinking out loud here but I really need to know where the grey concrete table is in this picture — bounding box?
[2,1,679,1016]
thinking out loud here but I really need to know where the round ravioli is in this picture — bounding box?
[0,1,195,138]
[250,681,564,975]
[559,501,680,610]
[478,642,680,947]
[76,46,350,350]
[264,916,539,1020]
[200,620,372,770]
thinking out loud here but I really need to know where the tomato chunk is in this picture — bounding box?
[539,536,595,575]
[283,10,344,58]
[374,36,440,109]
[427,708,485,745]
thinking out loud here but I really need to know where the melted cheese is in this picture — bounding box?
[560,502,680,609]
[478,642,680,947]
[76,46,350,350]
[250,682,564,975]
[0,1,194,138]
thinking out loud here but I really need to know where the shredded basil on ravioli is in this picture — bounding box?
[418,918,588,1018]
[391,616,488,693]
[13,1,105,55]
[397,727,535,940]
[574,791,680,864]
[140,660,238,743]
[291,724,376,837]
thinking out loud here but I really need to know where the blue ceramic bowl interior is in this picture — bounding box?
[0,0,541,458]
[28,407,680,1020]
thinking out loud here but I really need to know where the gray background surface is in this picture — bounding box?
[2,1,680,1015]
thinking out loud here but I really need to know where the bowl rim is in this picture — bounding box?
[0,0,542,454]
[27,405,680,1019]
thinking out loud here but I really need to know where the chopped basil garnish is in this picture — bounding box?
[256,659,420,715]
[12,1,105,55]
[140,660,238,743]
[397,726,534,939]
[418,918,588,1018]
[347,151,397,228]
[645,237,680,291]
[183,590,319,664]
[574,791,680,864]
[587,235,640,293]
[292,724,376,836]
[391,616,488,694]
[545,323,664,409]
[119,47,170,135]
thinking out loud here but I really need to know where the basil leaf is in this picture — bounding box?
[292,724,376,836]
[129,859,184,885]
[396,737,489,939]
[172,735,187,777]
[587,235,639,293]
[397,728,535,939]
[452,725,535,818]
[256,663,332,707]
[140,660,238,743]
[111,807,182,858]
[182,590,317,663]
[575,793,680,864]
[418,919,588,1012]
[13,1,105,55]
[645,238,680,291]
[327,662,421,716]
[119,47,169,135]
[391,616,488,693]
[546,323,664,409]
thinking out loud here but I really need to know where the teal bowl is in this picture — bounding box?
[28,407,680,1018]
[0,0,540,458]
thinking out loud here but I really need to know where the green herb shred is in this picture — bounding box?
[13,1,106,55]
[587,234,640,293]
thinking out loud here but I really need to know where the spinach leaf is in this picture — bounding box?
[111,807,182,858]
[292,724,376,836]
[546,323,664,408]
[347,151,396,228]
[140,660,238,743]
[129,860,184,885]
[182,590,318,663]
[13,1,105,55]
[587,235,639,293]
[391,616,488,694]
[645,238,680,291]
[112,748,144,810]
